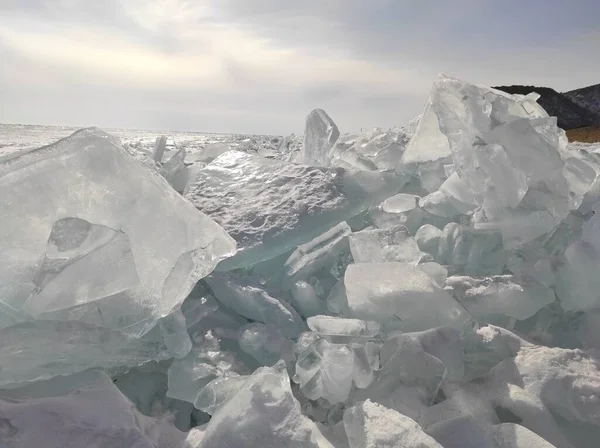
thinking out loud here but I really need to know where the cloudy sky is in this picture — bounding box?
[1,0,599,135]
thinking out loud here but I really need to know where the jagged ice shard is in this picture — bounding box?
[0,128,235,385]
[3,74,600,447]
[431,74,571,248]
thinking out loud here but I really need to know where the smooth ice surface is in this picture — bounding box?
[185,150,402,269]
[0,128,235,337]
[344,262,471,331]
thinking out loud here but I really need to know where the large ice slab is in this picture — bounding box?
[0,128,236,337]
[0,370,186,448]
[344,262,471,331]
[0,319,169,388]
[185,150,403,269]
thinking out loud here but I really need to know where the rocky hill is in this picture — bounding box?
[494,84,600,130]
[564,84,600,119]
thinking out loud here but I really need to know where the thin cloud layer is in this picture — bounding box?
[1,0,599,134]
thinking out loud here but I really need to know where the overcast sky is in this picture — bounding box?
[1,0,599,135]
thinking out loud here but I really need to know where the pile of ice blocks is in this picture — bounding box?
[1,74,600,447]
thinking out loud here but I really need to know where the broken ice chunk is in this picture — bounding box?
[356,336,447,419]
[382,193,420,214]
[206,272,305,338]
[290,281,328,317]
[166,331,250,405]
[349,225,425,264]
[420,173,477,219]
[181,293,220,329]
[555,240,600,311]
[299,109,340,166]
[563,155,597,210]
[153,135,167,162]
[418,262,448,287]
[307,315,380,340]
[158,308,192,359]
[327,279,350,316]
[200,361,334,447]
[437,223,506,277]
[294,338,355,404]
[185,150,401,270]
[419,190,465,219]
[238,323,293,366]
[159,146,189,193]
[197,142,231,163]
[400,99,452,186]
[351,342,380,389]
[0,128,235,338]
[344,262,471,332]
[431,75,570,247]
[344,400,442,448]
[194,375,249,415]
[445,275,556,322]
[403,327,464,381]
[282,222,352,288]
[415,224,443,258]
